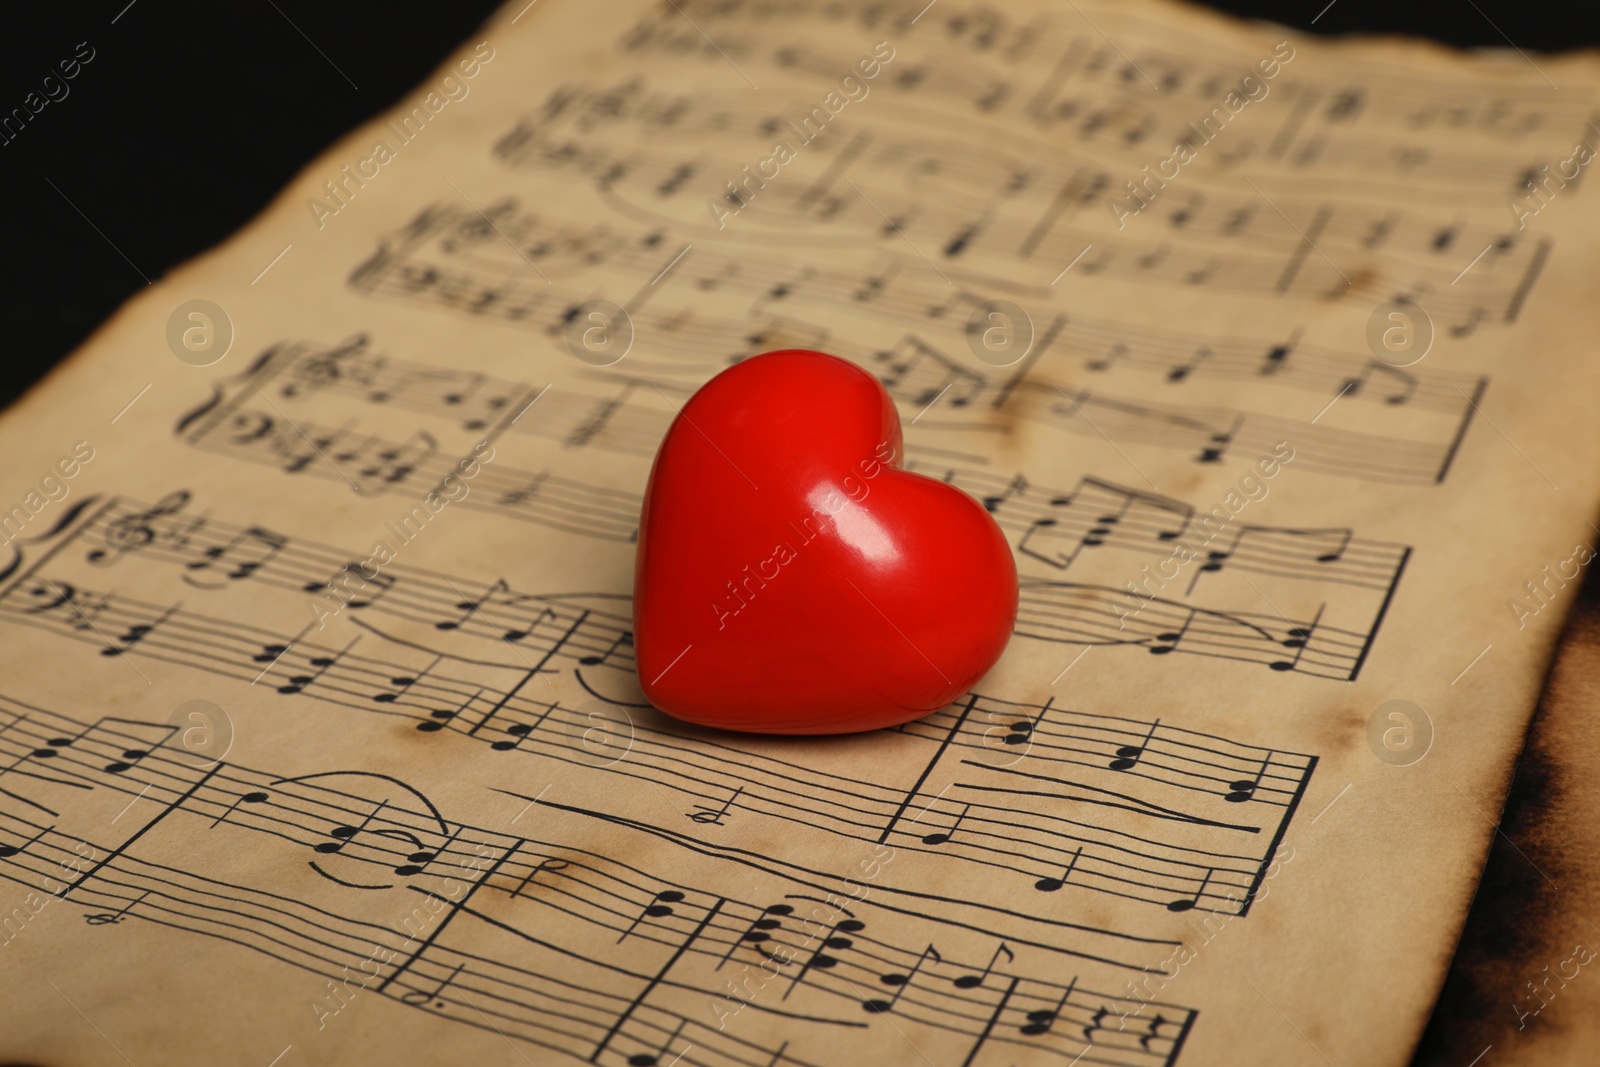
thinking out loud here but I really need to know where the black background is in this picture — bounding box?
[1,3,1598,1063]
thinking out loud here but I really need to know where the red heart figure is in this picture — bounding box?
[634,349,1019,734]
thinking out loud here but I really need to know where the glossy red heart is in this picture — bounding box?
[634,349,1018,734]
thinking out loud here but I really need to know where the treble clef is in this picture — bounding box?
[278,335,370,399]
[87,491,192,567]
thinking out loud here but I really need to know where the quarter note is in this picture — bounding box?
[100,605,178,658]
[1225,752,1273,803]
[417,688,483,734]
[578,630,634,668]
[1259,330,1300,375]
[785,916,867,998]
[394,826,463,877]
[315,798,388,854]
[277,649,345,695]
[435,579,511,631]
[1269,609,1321,672]
[623,1017,688,1067]
[0,825,50,859]
[1109,721,1160,770]
[1034,847,1082,893]
[209,789,270,829]
[919,802,968,845]
[490,722,535,752]
[1197,415,1242,463]
[1165,345,1212,383]
[618,889,687,943]
[1086,342,1126,372]
[1020,976,1077,1035]
[502,606,557,643]
[980,474,1029,514]
[1149,611,1195,657]
[719,903,792,968]
[1166,867,1214,912]
[373,655,441,704]
[102,744,156,774]
[862,944,940,1013]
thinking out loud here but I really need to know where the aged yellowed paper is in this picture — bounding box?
[2,2,1599,1065]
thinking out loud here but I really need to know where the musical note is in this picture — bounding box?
[1034,847,1082,893]
[85,890,150,926]
[303,564,394,610]
[980,474,1029,514]
[393,826,462,877]
[618,889,687,943]
[1109,721,1161,770]
[1258,333,1299,376]
[101,742,157,774]
[1197,414,1243,463]
[1343,360,1418,406]
[0,825,50,859]
[400,962,464,1008]
[432,579,505,630]
[1269,608,1323,673]
[1147,608,1199,657]
[861,944,940,1013]
[184,526,289,588]
[952,942,1012,989]
[1165,345,1212,383]
[314,799,389,855]
[785,916,867,998]
[209,790,270,829]
[853,262,899,302]
[919,802,968,846]
[578,629,633,669]
[371,655,442,705]
[276,636,360,696]
[622,1016,689,1067]
[1087,342,1127,372]
[1165,867,1214,913]
[100,604,177,659]
[511,857,570,899]
[489,719,539,752]
[687,785,742,826]
[719,903,792,968]
[1020,976,1078,1036]
[1225,752,1273,803]
[501,606,557,644]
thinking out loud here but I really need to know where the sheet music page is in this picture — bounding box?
[3,2,1599,1064]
